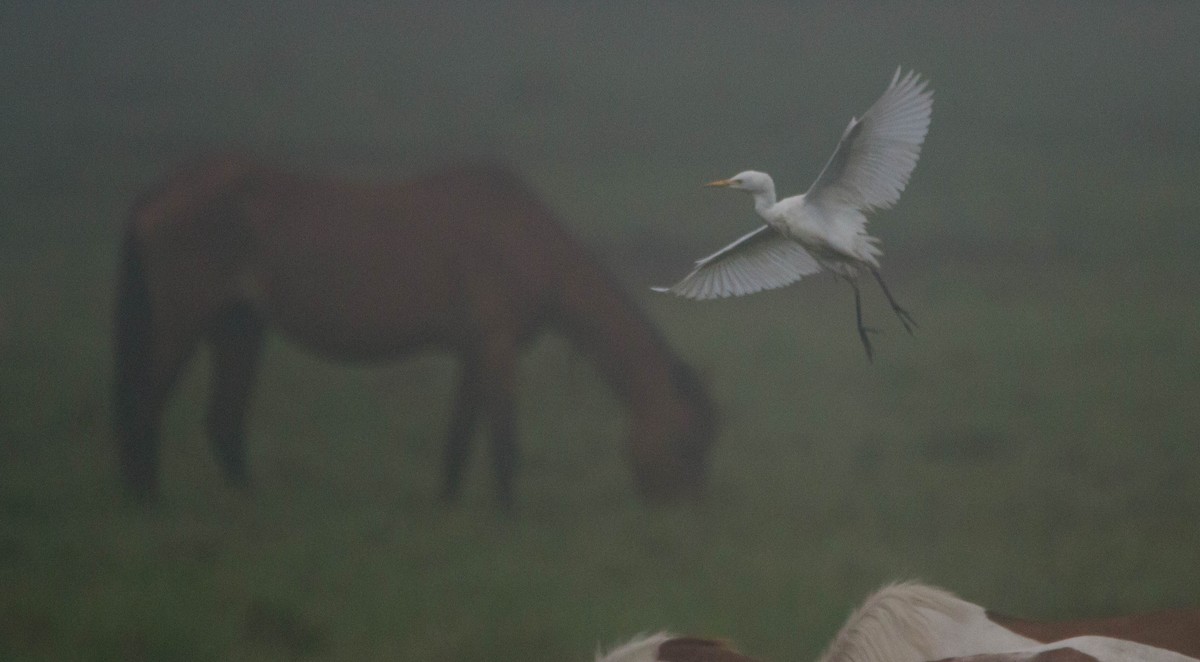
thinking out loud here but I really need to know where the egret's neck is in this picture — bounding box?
[750,182,777,218]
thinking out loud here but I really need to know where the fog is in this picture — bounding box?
[3,3,1199,660]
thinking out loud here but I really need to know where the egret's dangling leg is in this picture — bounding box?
[870,267,916,335]
[850,279,877,362]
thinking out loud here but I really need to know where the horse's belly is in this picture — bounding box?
[257,274,464,361]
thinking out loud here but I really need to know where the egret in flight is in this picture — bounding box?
[653,68,933,361]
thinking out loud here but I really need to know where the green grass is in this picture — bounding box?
[3,3,1200,661]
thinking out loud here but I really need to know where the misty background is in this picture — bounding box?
[2,3,1199,660]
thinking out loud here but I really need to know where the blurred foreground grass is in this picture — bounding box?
[3,3,1200,661]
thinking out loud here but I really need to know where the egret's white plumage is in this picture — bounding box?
[653,68,933,360]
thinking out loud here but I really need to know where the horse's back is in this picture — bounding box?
[130,157,578,359]
[259,163,575,354]
[130,153,258,240]
[988,610,1200,659]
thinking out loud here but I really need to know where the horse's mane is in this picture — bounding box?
[596,632,760,662]
[817,582,976,662]
[596,632,674,662]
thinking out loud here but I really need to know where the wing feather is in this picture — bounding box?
[805,68,933,213]
[652,225,822,300]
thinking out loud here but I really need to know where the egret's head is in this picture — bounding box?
[704,170,773,194]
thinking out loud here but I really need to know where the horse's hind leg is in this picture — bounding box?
[114,233,198,501]
[117,332,196,501]
[441,357,484,503]
[205,304,264,489]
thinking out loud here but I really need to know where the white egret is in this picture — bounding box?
[653,68,933,361]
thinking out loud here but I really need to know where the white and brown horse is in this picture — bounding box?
[113,155,716,506]
[596,633,759,662]
[598,582,1199,662]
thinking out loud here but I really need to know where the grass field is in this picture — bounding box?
[3,3,1200,661]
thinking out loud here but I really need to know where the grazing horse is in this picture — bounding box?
[113,155,716,505]
[600,582,1199,662]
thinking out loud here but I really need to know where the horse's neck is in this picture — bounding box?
[596,633,672,662]
[818,583,1040,662]
[549,259,692,414]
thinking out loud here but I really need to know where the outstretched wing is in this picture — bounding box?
[805,68,933,213]
[652,225,822,300]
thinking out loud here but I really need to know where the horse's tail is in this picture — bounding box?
[113,224,155,496]
[114,227,149,433]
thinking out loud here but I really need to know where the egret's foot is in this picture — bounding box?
[869,267,916,336]
[892,306,918,335]
[857,325,880,363]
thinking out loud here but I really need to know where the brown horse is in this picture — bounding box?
[113,155,715,506]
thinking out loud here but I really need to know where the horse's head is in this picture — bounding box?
[627,362,717,501]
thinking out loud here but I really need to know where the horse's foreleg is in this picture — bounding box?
[442,358,484,503]
[205,304,264,490]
